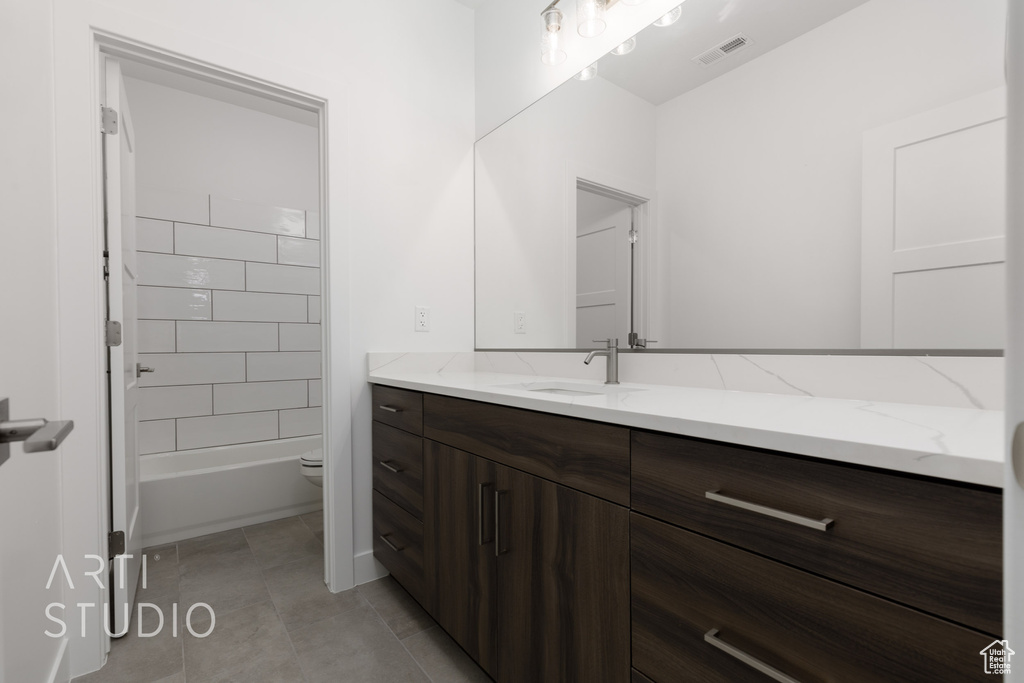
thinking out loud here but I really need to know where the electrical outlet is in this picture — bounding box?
[415,306,430,332]
[514,310,526,334]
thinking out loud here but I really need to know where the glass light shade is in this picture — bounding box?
[610,36,637,56]
[541,9,567,66]
[574,63,599,81]
[653,5,683,27]
[577,0,607,38]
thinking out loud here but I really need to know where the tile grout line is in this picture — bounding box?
[362,592,438,683]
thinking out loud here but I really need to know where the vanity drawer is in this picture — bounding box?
[372,421,423,518]
[372,385,423,436]
[632,514,993,683]
[372,489,424,603]
[423,393,630,505]
[631,430,1001,635]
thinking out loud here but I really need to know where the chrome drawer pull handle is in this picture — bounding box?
[378,405,401,413]
[378,460,402,474]
[705,490,834,532]
[379,534,403,552]
[704,629,804,683]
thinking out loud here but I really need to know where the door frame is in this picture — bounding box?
[563,163,657,348]
[53,10,353,677]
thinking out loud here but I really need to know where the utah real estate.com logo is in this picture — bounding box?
[43,554,215,638]
[981,640,1014,675]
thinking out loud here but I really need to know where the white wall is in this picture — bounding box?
[475,76,655,347]
[125,78,319,209]
[35,0,475,677]
[0,0,68,681]
[656,0,1006,348]
[474,0,683,138]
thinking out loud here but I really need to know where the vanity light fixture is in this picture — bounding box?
[653,4,683,27]
[574,63,599,80]
[541,3,568,66]
[611,36,637,55]
[577,0,608,38]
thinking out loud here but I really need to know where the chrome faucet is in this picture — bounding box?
[584,338,619,385]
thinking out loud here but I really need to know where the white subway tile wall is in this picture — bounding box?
[135,191,323,454]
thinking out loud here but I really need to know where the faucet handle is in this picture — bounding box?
[591,338,619,348]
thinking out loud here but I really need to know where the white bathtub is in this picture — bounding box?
[140,436,323,547]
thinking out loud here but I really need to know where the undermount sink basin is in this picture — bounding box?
[495,381,642,397]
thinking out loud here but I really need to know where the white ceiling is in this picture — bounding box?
[598,0,870,105]
[452,0,491,9]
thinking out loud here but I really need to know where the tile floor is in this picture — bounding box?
[74,511,491,683]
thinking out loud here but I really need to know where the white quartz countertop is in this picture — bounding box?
[367,368,1004,488]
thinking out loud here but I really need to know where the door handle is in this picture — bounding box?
[136,363,155,378]
[0,398,75,466]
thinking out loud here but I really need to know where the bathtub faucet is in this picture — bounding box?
[584,338,619,385]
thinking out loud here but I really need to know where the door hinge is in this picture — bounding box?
[105,320,122,347]
[628,228,638,244]
[101,106,119,135]
[108,530,125,557]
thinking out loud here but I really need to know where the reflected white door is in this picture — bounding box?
[861,88,1007,349]
[103,56,142,636]
[576,190,632,347]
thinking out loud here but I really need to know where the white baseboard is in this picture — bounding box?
[46,638,70,683]
[354,549,388,585]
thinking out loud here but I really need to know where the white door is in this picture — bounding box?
[103,56,142,637]
[576,190,632,347]
[861,88,1007,349]
[1006,1,1024,674]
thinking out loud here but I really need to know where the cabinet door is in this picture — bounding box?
[424,441,498,678]
[496,464,630,683]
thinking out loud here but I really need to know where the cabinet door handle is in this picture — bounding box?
[378,405,401,413]
[704,629,804,683]
[494,490,509,557]
[478,482,494,546]
[705,490,834,532]
[379,534,403,552]
[378,460,402,474]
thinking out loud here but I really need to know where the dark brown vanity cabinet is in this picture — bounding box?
[371,386,426,603]
[423,398,631,683]
[631,430,1002,683]
[371,384,1003,683]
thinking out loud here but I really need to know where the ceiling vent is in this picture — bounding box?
[693,34,753,67]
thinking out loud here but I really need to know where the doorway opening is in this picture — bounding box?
[573,178,651,349]
[97,40,330,639]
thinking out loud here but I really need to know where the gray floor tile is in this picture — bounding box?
[183,600,304,683]
[403,626,492,683]
[289,604,430,683]
[178,529,250,567]
[300,509,324,545]
[73,594,184,683]
[263,556,365,631]
[360,576,434,639]
[178,546,270,617]
[244,517,322,569]
[138,544,180,603]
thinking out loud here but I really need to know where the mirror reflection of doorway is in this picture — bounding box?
[575,181,648,348]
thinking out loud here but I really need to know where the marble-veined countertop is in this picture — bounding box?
[367,366,1004,488]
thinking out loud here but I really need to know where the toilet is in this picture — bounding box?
[299,447,323,487]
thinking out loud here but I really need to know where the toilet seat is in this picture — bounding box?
[300,448,323,487]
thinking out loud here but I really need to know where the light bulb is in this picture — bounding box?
[574,63,599,81]
[611,36,637,56]
[541,8,567,66]
[577,0,607,38]
[653,5,683,27]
